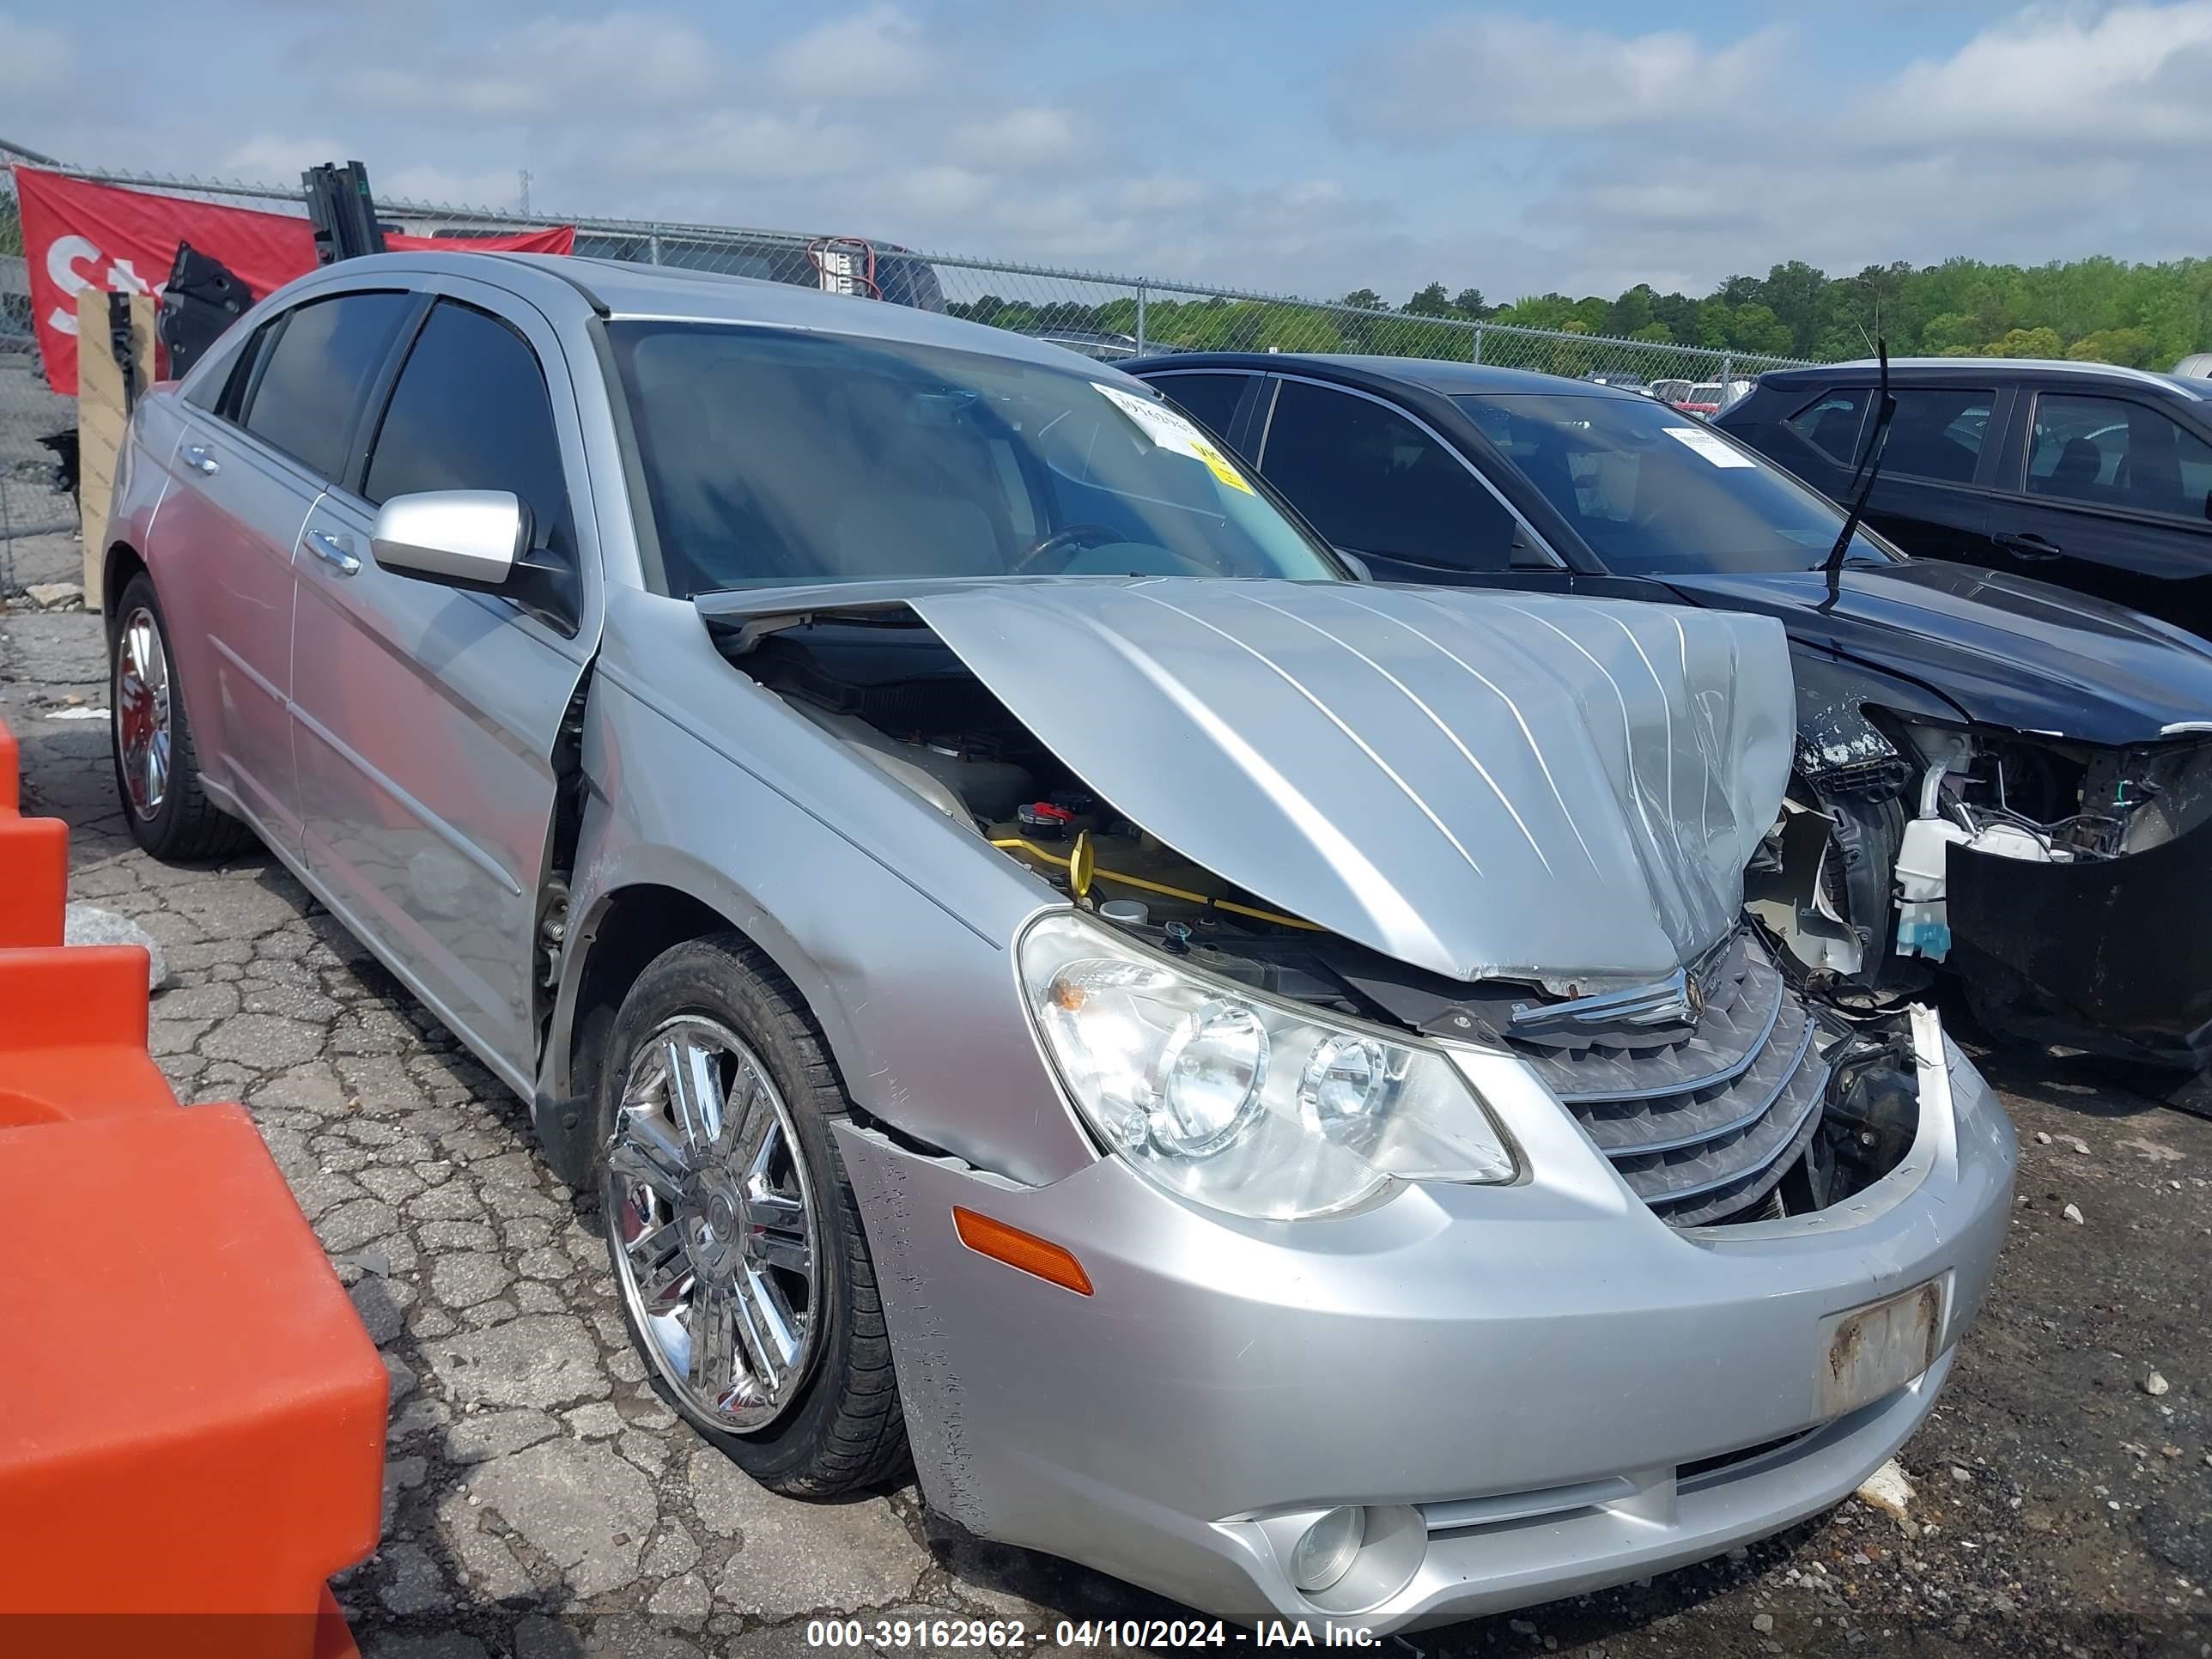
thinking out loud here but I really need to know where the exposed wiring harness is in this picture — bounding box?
[989,836,1324,932]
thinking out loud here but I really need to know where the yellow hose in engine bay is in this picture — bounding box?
[988,836,1324,932]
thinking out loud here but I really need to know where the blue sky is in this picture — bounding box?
[6,2,2209,302]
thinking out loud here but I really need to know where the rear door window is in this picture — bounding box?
[1881,388,1995,484]
[2027,392,2212,520]
[362,299,574,566]
[1258,379,1520,570]
[240,290,415,482]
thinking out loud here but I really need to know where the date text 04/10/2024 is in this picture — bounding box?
[802,1618,1389,1648]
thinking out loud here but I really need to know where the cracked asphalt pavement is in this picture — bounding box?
[4,580,2210,1659]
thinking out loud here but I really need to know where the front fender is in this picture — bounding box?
[541,664,1098,1190]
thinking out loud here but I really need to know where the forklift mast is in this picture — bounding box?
[301,162,387,264]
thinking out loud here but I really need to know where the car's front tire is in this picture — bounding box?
[108,571,256,862]
[595,933,908,1495]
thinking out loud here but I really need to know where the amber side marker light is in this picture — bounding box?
[952,1206,1094,1296]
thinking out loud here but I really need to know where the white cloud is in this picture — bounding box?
[947,106,1085,171]
[884,164,995,218]
[1335,11,1788,140]
[771,6,939,100]
[1868,1,2212,147]
[1338,2,2212,296]
[612,109,869,182]
[221,134,356,180]
[345,10,719,119]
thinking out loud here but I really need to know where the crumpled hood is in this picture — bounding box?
[901,578,1794,983]
[1660,562,2212,745]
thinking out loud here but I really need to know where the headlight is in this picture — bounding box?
[1018,912,1517,1218]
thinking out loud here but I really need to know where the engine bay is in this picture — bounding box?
[726,611,1926,1228]
[1756,709,2212,981]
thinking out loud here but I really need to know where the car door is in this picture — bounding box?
[1987,388,2212,638]
[287,282,603,1090]
[1773,381,2007,568]
[1249,375,1569,590]
[146,289,416,845]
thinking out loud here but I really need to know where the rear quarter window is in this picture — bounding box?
[1143,373,1253,448]
[1784,392,1869,467]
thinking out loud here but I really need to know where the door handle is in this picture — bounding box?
[182,444,220,477]
[302,528,362,576]
[1996,531,2062,559]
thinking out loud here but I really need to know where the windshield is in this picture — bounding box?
[1452,391,1898,575]
[609,321,1341,598]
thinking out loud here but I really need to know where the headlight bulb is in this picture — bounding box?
[1299,1033,1389,1127]
[1151,1000,1267,1155]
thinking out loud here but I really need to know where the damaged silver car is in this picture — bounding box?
[105,253,2015,1633]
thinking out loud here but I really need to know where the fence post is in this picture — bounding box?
[1134,283,1147,355]
[1719,353,1734,391]
[647,228,662,265]
[1470,325,1483,364]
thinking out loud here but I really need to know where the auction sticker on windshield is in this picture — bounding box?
[1663,425,1757,467]
[1093,382,1255,493]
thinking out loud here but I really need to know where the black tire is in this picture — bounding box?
[595,933,908,1496]
[108,571,256,862]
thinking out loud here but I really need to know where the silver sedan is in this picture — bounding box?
[104,252,2013,1633]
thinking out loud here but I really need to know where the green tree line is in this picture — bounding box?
[1380,258,2212,368]
[949,256,2212,371]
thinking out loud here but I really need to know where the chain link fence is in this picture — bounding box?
[1,144,80,592]
[0,151,1813,582]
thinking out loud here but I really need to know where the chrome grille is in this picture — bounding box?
[1506,931,1832,1227]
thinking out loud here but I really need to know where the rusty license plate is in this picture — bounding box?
[1818,1279,1943,1419]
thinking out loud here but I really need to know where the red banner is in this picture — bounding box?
[12,167,575,394]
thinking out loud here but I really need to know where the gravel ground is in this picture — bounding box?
[3,584,2209,1659]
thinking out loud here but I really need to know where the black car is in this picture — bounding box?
[1129,352,2212,1070]
[1716,358,2212,642]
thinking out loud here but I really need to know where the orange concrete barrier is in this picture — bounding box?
[0,714,383,1656]
[0,945,171,1125]
[0,1109,388,1613]
[0,709,66,945]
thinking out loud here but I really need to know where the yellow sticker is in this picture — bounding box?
[1187,434,1255,495]
[1092,381,1256,494]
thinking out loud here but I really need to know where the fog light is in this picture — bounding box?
[1290,1505,1365,1594]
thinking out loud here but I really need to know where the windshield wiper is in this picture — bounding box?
[1820,340,1895,612]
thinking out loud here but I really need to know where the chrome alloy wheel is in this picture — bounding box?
[605,1017,825,1431]
[114,605,173,820]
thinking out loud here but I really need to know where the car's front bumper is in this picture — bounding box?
[836,1010,2015,1635]
[1950,812,2212,1068]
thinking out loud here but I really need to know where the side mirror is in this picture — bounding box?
[371,490,527,588]
[1334,548,1374,581]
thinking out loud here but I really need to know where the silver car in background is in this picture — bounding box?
[102,252,2014,1634]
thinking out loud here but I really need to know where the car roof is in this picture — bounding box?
[305,250,1115,376]
[1125,350,1650,403]
[1757,356,2206,403]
